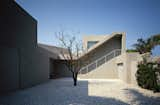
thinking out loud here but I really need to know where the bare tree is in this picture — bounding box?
[55,30,85,86]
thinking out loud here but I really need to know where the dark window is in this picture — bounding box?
[117,63,123,66]
[87,41,98,49]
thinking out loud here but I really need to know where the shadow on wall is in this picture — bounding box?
[0,79,128,105]
[51,60,72,78]
[123,88,160,105]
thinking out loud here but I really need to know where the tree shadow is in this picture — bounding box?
[0,78,129,105]
[123,88,160,105]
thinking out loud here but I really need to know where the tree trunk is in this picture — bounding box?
[73,73,77,86]
[73,77,77,86]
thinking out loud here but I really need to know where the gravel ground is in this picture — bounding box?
[0,78,160,105]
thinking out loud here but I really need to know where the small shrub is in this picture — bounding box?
[126,49,138,53]
[136,61,160,92]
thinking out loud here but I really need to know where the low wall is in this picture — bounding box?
[79,57,118,79]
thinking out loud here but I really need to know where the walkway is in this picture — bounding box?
[0,78,160,105]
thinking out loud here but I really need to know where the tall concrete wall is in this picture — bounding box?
[0,47,19,93]
[0,1,37,48]
[0,1,49,93]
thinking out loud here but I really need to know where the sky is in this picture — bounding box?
[16,0,160,55]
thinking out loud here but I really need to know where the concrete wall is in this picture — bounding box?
[79,57,118,79]
[0,47,19,93]
[116,53,128,82]
[116,52,142,85]
[83,35,108,50]
[126,53,142,85]
[79,33,140,85]
[0,1,37,48]
[83,36,121,65]
[0,1,50,93]
[20,47,49,88]
[53,60,72,78]
[79,34,123,79]
[79,52,142,85]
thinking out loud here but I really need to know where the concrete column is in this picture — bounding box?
[121,32,126,53]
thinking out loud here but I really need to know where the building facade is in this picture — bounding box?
[0,1,143,94]
[0,1,50,93]
[79,33,142,86]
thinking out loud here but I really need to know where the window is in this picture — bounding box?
[87,41,98,49]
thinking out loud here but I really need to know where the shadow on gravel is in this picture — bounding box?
[0,79,129,105]
[124,88,160,105]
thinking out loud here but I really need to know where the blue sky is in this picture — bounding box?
[16,0,160,55]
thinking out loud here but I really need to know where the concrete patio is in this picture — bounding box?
[0,78,160,105]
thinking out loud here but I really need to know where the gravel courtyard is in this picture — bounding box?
[0,78,160,105]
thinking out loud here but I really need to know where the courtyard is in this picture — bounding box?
[0,78,159,105]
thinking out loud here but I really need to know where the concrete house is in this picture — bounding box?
[43,31,141,86]
[78,33,142,85]
[0,0,143,94]
[79,33,126,78]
